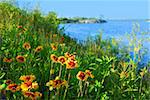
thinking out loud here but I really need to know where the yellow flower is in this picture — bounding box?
[50,54,58,63]
[76,71,88,81]
[20,81,32,91]
[58,56,66,65]
[23,42,31,50]
[20,81,38,91]
[66,59,78,69]
[16,55,26,63]
[19,75,36,82]
[85,70,94,78]
[6,83,20,92]
[35,46,43,53]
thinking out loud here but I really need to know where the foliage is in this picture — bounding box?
[0,2,150,100]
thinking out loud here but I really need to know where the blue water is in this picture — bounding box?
[59,20,150,63]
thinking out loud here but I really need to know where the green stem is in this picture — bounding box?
[59,65,62,78]
[63,70,71,100]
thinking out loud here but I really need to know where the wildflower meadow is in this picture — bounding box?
[0,1,150,100]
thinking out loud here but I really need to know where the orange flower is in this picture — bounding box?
[19,75,36,82]
[35,46,43,53]
[46,78,67,90]
[23,91,42,100]
[3,58,13,63]
[20,81,38,91]
[85,70,94,78]
[16,55,26,63]
[76,71,88,81]
[7,83,20,92]
[66,59,78,69]
[50,54,58,63]
[23,42,31,50]
[51,43,57,51]
[58,56,66,65]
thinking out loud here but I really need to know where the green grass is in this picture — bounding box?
[0,2,150,100]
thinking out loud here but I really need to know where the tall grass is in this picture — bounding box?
[0,2,150,100]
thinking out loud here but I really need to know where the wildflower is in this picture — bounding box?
[35,46,43,53]
[51,43,57,51]
[23,91,42,100]
[85,70,94,78]
[18,25,23,29]
[66,59,78,69]
[20,81,38,91]
[60,36,64,43]
[31,82,39,89]
[76,71,88,81]
[140,67,147,77]
[64,52,71,58]
[58,56,66,65]
[50,69,55,75]
[5,79,12,85]
[16,55,26,63]
[20,81,32,91]
[64,52,76,60]
[50,54,58,63]
[46,78,67,90]
[3,58,13,63]
[53,34,57,37]
[7,83,20,92]
[23,42,31,50]
[19,75,36,82]
[120,71,129,79]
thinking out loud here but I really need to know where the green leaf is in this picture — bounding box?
[0,73,6,79]
[96,58,102,62]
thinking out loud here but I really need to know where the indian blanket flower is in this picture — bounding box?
[58,56,66,65]
[5,79,12,85]
[46,78,67,91]
[64,52,76,60]
[16,55,26,63]
[19,75,36,82]
[23,91,42,100]
[17,25,23,29]
[76,71,88,81]
[35,46,43,53]
[20,81,38,91]
[51,43,57,51]
[6,83,20,92]
[85,70,94,78]
[120,71,129,79]
[66,59,78,69]
[3,58,13,63]
[23,42,31,50]
[50,54,58,63]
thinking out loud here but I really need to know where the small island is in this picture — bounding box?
[59,17,106,24]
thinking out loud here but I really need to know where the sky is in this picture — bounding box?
[17,0,150,20]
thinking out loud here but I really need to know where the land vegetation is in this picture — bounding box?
[0,1,150,100]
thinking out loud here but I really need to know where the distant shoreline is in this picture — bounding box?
[59,17,106,24]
